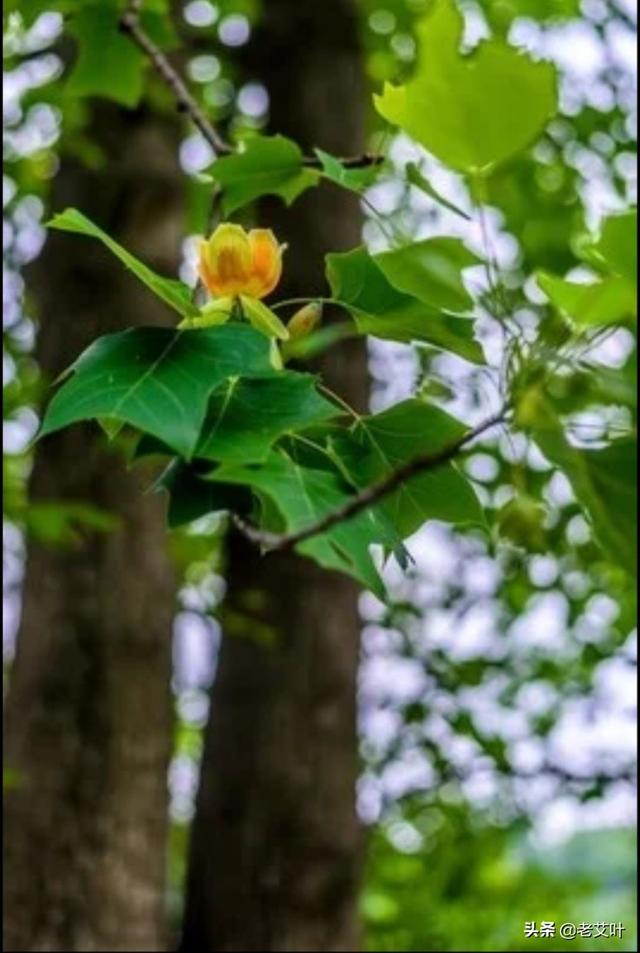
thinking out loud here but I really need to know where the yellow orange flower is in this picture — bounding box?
[199,223,284,300]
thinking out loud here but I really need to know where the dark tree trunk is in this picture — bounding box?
[181,2,369,950]
[3,106,183,952]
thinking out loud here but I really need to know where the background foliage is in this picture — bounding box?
[3,0,637,950]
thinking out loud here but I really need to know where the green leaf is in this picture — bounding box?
[406,162,472,220]
[327,247,484,363]
[582,209,637,286]
[375,237,480,313]
[485,151,584,273]
[281,430,413,569]
[66,1,177,107]
[497,494,548,553]
[210,135,320,215]
[329,399,486,540]
[209,451,388,597]
[315,149,381,193]
[374,0,557,174]
[530,400,637,574]
[195,373,339,464]
[3,767,21,791]
[131,432,174,461]
[39,325,275,459]
[23,501,119,546]
[67,3,143,108]
[579,438,637,574]
[156,460,251,529]
[48,209,197,317]
[537,271,636,326]
[5,0,63,20]
[541,355,637,415]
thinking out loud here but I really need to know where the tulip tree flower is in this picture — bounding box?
[200,223,283,299]
[180,223,290,342]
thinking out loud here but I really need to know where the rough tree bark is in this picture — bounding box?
[3,104,182,952]
[180,2,369,950]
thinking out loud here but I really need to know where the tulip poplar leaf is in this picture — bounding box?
[581,209,637,285]
[66,1,177,107]
[48,209,197,317]
[326,247,483,363]
[39,325,275,459]
[195,374,340,464]
[315,149,380,193]
[328,400,487,540]
[210,135,320,215]
[155,460,252,529]
[537,272,636,326]
[375,237,481,313]
[374,0,557,174]
[533,406,637,574]
[208,451,388,597]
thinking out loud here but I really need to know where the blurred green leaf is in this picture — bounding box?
[532,402,637,574]
[374,0,557,174]
[67,3,145,108]
[537,271,636,325]
[376,237,480,313]
[583,209,637,285]
[2,768,21,791]
[65,1,177,107]
[22,501,119,546]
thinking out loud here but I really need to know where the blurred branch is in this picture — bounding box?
[233,409,509,552]
[607,0,637,31]
[119,0,382,169]
[529,763,637,786]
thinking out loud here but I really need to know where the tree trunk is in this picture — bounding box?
[181,2,369,950]
[3,105,182,952]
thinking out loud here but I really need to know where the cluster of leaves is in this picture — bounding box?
[33,0,637,603]
[40,209,489,596]
[364,804,636,952]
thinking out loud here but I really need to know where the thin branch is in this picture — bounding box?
[119,3,231,155]
[233,409,508,552]
[303,152,384,170]
[119,1,382,169]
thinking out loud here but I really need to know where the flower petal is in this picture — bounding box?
[202,224,253,297]
[247,229,283,299]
